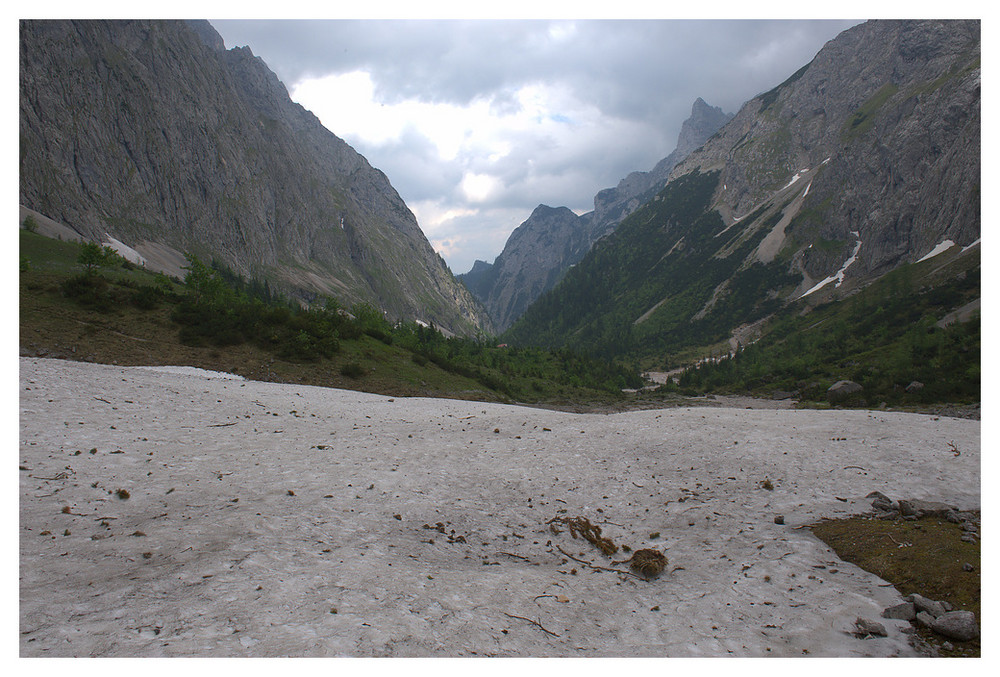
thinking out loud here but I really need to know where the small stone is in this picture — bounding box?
[945,510,963,524]
[960,534,977,543]
[962,562,975,572]
[774,515,784,525]
[931,610,979,642]
[915,611,936,628]
[941,641,954,651]
[854,617,887,637]
[881,602,916,621]
[868,491,895,512]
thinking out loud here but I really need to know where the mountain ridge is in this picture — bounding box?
[19,19,491,336]
[460,97,732,331]
[503,19,980,367]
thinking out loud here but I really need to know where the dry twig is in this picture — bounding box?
[503,612,560,637]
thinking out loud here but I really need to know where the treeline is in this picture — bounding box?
[51,239,642,398]
[171,255,643,395]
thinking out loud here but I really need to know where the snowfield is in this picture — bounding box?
[19,357,979,657]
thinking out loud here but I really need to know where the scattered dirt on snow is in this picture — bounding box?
[19,357,980,657]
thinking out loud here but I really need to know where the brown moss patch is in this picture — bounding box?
[812,513,980,657]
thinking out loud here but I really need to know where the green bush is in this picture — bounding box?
[340,362,365,379]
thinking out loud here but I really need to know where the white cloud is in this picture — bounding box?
[219,19,863,274]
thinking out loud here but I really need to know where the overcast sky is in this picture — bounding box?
[211,18,862,274]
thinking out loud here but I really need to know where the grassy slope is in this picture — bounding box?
[18,230,630,408]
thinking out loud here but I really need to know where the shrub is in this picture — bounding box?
[340,362,366,379]
[22,214,38,232]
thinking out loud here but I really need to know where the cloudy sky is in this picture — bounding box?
[211,18,862,274]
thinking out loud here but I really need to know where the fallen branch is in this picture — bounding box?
[503,612,560,637]
[496,551,532,562]
[555,545,644,580]
[208,422,238,428]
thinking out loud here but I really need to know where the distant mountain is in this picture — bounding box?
[460,98,732,331]
[19,20,491,336]
[504,19,980,365]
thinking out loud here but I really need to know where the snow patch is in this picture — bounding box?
[961,238,981,252]
[916,240,955,263]
[799,232,862,299]
[135,365,245,381]
[802,181,812,198]
[102,234,147,267]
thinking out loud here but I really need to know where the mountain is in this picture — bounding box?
[504,19,980,367]
[19,20,490,336]
[459,98,732,331]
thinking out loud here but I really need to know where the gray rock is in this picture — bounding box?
[828,380,863,399]
[962,562,975,572]
[882,602,916,621]
[909,594,947,618]
[898,499,956,518]
[931,611,979,642]
[773,515,785,525]
[960,534,977,543]
[915,611,936,628]
[868,491,895,512]
[905,381,925,393]
[854,617,888,637]
[945,510,963,523]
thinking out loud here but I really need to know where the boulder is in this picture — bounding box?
[931,611,979,642]
[882,602,916,621]
[854,617,888,637]
[909,593,947,618]
[898,499,956,518]
[827,380,863,399]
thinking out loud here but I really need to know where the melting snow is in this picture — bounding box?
[102,234,147,267]
[799,232,862,299]
[916,240,956,263]
[802,181,812,198]
[962,238,981,252]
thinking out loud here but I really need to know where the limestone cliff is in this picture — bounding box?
[19,20,491,335]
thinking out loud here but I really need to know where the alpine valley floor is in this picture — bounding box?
[19,357,980,657]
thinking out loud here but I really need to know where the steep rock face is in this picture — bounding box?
[461,98,731,331]
[463,205,589,331]
[671,19,980,287]
[591,98,734,239]
[504,19,980,363]
[19,20,490,335]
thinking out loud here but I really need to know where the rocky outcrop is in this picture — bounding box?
[19,20,490,335]
[461,98,731,331]
[671,19,980,287]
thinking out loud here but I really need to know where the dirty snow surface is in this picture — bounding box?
[19,358,980,657]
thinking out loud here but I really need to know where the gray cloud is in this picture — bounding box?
[212,19,861,274]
